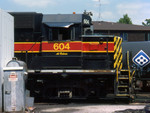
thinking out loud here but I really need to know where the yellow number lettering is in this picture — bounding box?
[53,43,59,50]
[65,43,70,50]
[59,43,65,50]
[53,43,70,50]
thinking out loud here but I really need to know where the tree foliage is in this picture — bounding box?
[118,14,132,24]
[142,19,150,26]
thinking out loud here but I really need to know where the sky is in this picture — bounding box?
[1,0,150,25]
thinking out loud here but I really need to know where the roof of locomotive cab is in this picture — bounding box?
[43,14,82,23]
[42,14,91,23]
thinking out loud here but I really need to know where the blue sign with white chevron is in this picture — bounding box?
[132,50,150,67]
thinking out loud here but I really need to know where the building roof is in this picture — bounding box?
[92,21,150,31]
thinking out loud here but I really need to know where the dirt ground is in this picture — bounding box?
[33,103,147,113]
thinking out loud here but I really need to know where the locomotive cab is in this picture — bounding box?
[30,13,93,70]
[42,13,92,41]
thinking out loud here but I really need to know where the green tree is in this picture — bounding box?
[142,19,150,26]
[118,14,132,24]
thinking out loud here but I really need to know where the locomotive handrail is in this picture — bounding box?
[116,67,119,82]
[127,51,130,71]
[130,70,135,84]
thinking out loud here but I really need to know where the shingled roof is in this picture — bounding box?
[92,21,150,31]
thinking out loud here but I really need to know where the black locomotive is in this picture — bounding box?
[9,12,150,101]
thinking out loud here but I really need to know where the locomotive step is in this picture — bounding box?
[117,89,129,93]
[118,77,129,79]
[117,85,129,88]
[117,89,128,93]
[119,74,129,76]
[120,70,130,75]
[118,82,129,85]
[116,94,130,97]
[120,69,130,71]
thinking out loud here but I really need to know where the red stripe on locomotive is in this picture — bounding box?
[15,43,41,51]
[14,41,114,53]
[82,42,114,52]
